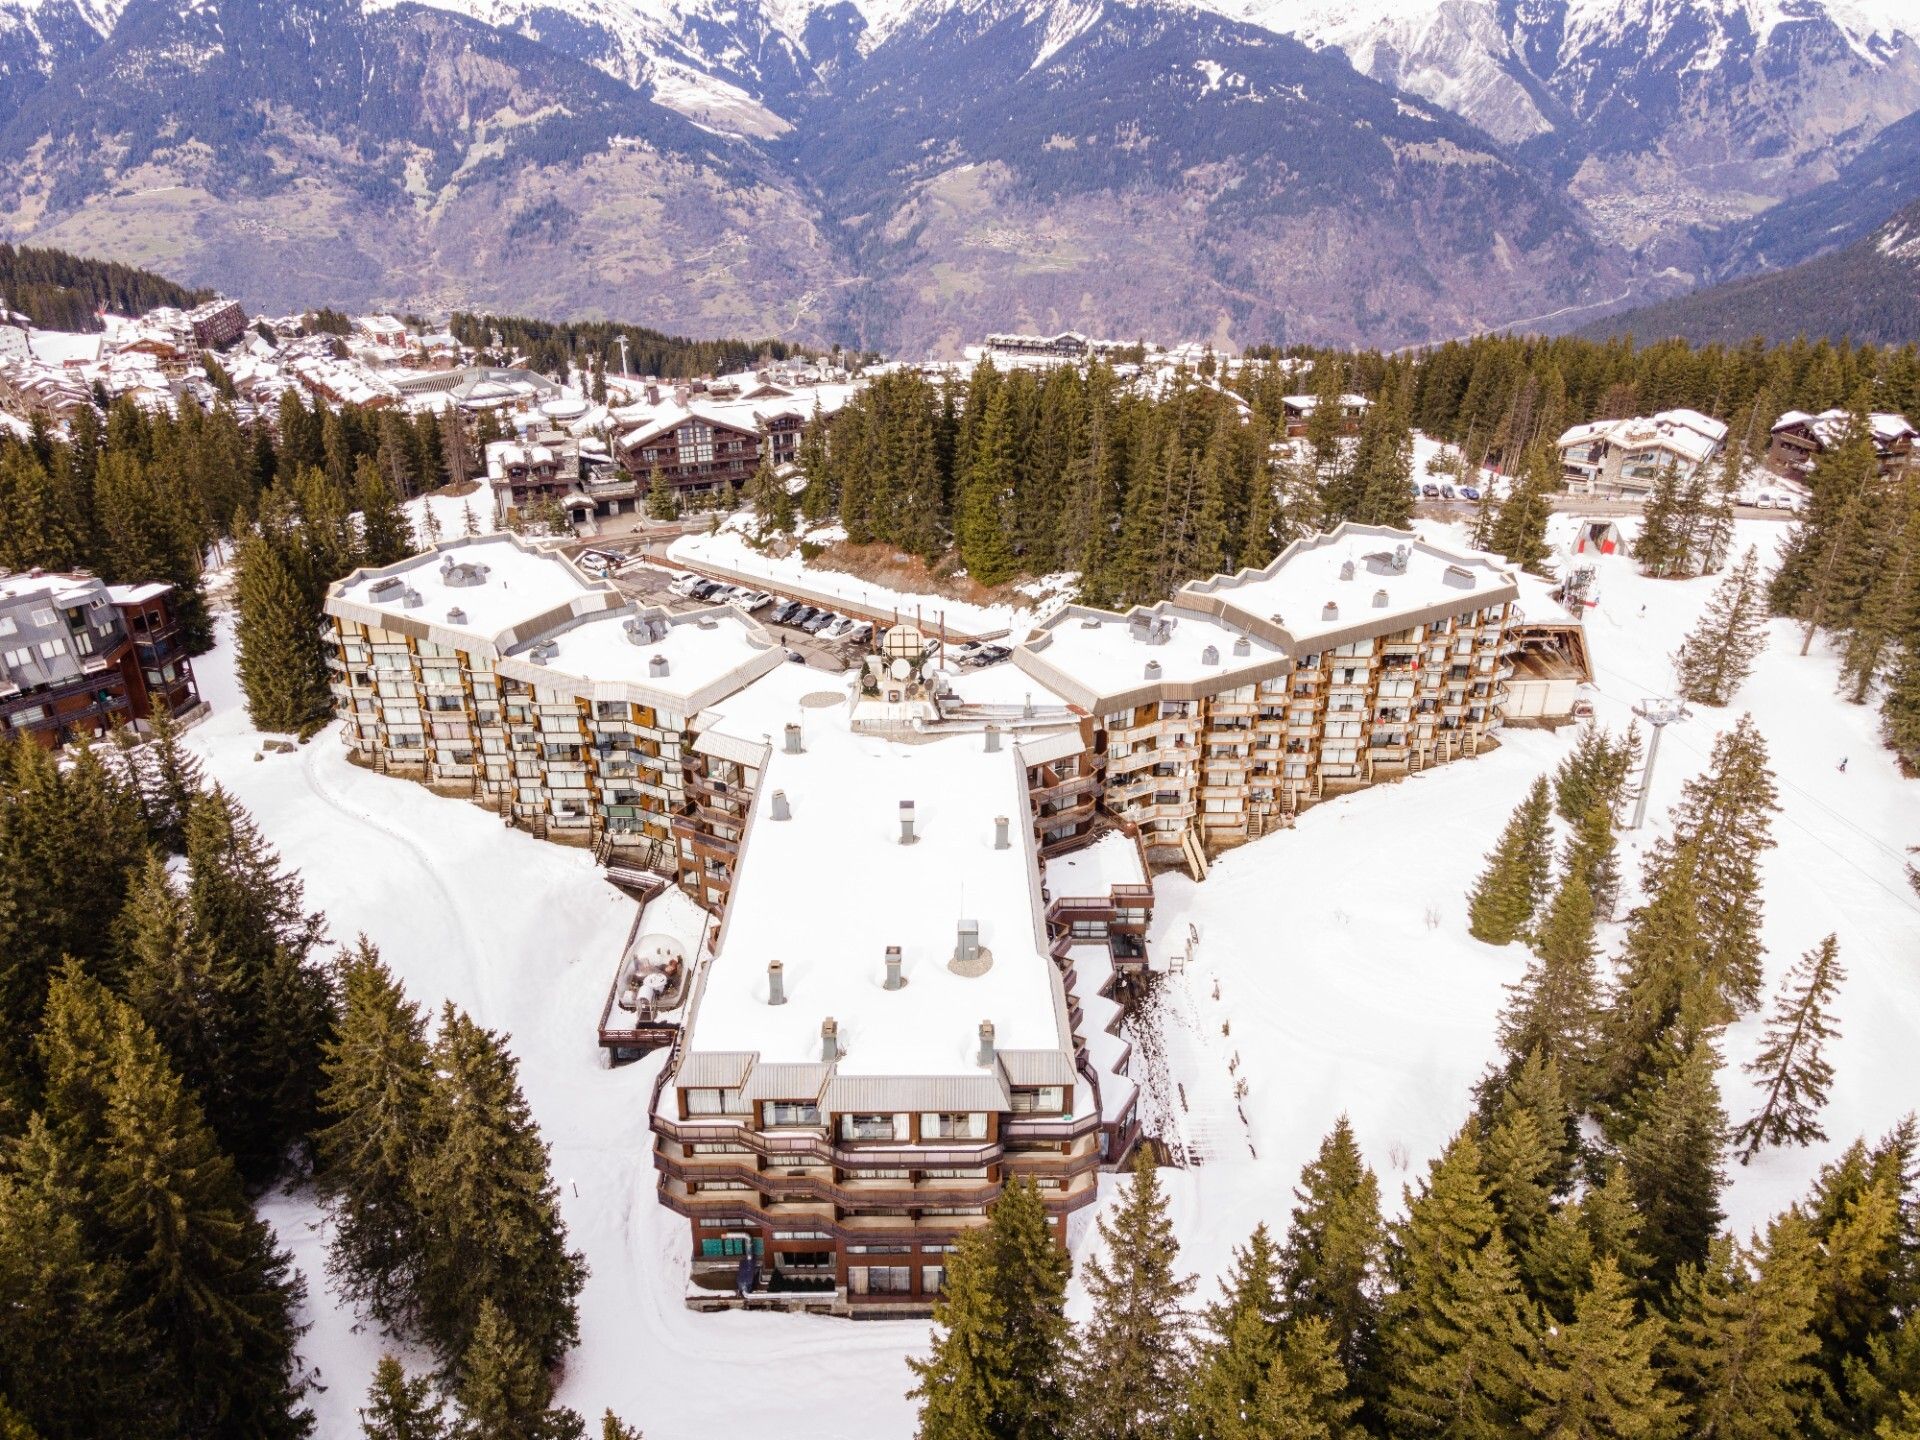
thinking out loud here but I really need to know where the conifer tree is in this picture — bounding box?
[234,528,334,733]
[1553,722,1614,824]
[1634,464,1692,580]
[144,704,205,853]
[450,1300,583,1440]
[908,1177,1072,1440]
[1524,1258,1679,1440]
[1617,1036,1728,1290]
[1498,872,1600,1096]
[1468,776,1556,945]
[745,448,792,536]
[1735,935,1844,1162]
[361,1356,447,1440]
[1838,473,1920,704]
[1199,1223,1283,1356]
[1666,1216,1821,1440]
[35,965,310,1438]
[1674,547,1770,707]
[357,459,418,567]
[1523,1167,1650,1324]
[1255,1318,1363,1440]
[414,1007,585,1370]
[317,939,436,1331]
[1489,441,1558,575]
[1278,1117,1388,1389]
[1185,1295,1279,1440]
[1385,1130,1542,1439]
[1073,1150,1195,1440]
[1884,634,1920,772]
[116,850,232,1129]
[1483,1099,1562,1259]
[599,1414,642,1440]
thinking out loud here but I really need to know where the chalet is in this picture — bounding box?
[617,408,761,497]
[1556,410,1726,496]
[0,571,201,747]
[354,314,412,351]
[1767,409,1918,479]
[0,356,93,422]
[1281,393,1371,437]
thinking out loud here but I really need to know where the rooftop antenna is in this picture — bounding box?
[1629,698,1690,831]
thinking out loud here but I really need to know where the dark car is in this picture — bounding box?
[803,610,838,634]
[691,580,723,600]
[1459,486,1482,502]
[769,600,801,624]
[1421,484,1440,499]
[787,605,821,628]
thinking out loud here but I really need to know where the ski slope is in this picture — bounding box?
[181,511,1920,1436]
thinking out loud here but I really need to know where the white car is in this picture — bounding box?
[666,573,703,598]
[727,590,774,613]
[820,615,863,641]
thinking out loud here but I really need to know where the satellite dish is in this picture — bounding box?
[890,657,911,682]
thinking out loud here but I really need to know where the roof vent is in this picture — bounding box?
[1393,542,1411,572]
[950,919,992,977]
[984,726,1001,753]
[767,959,786,1006]
[977,1020,996,1068]
[1372,589,1389,608]
[1144,659,1162,680]
[441,559,490,589]
[770,789,791,821]
[783,723,803,754]
[884,945,905,991]
[446,607,467,625]
[1233,635,1251,657]
[368,576,405,601]
[1321,601,1339,622]
[899,800,918,845]
[1444,564,1477,589]
[1339,559,1355,581]
[402,588,424,608]
[527,639,558,666]
[994,816,1010,850]
[649,654,669,678]
[1201,644,1219,666]
[821,1017,840,1063]
[1129,615,1151,643]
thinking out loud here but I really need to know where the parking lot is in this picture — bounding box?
[568,546,877,671]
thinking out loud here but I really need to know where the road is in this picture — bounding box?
[1413,495,1798,523]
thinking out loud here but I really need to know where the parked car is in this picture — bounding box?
[842,621,873,644]
[667,572,702,597]
[1440,484,1457,500]
[787,649,806,664]
[1421,484,1440,499]
[768,600,801,624]
[819,615,859,641]
[1459,486,1482,502]
[690,580,722,600]
[729,590,774,613]
[786,605,821,628]
[803,610,838,634]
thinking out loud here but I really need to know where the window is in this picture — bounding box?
[762,1101,821,1128]
[28,608,53,627]
[840,1113,900,1142]
[685,1088,748,1116]
[2,647,29,668]
[920,1113,987,1141]
[922,1265,947,1295]
[74,631,93,655]
[848,1266,912,1296]
[38,639,67,660]
[0,617,13,636]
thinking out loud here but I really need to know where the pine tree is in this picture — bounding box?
[1735,935,1843,1161]
[317,939,436,1332]
[1880,634,1920,771]
[450,1300,583,1440]
[357,459,418,567]
[1186,1296,1280,1440]
[598,1414,642,1440]
[1483,1098,1562,1259]
[1524,1258,1680,1440]
[144,704,206,853]
[1255,1318,1363,1440]
[1073,1149,1195,1440]
[1468,776,1556,945]
[1498,871,1601,1096]
[1674,548,1769,707]
[361,1356,447,1440]
[1490,441,1558,575]
[1617,1036,1728,1290]
[234,528,334,733]
[908,1177,1072,1440]
[414,1007,585,1370]
[36,965,310,1438]
[1278,1117,1388,1390]
[116,850,233,1136]
[644,479,679,521]
[745,448,792,536]
[1666,1216,1821,1440]
[1634,465,1690,579]
[1385,1131,1542,1439]
[1522,1167,1650,1324]
[1553,723,1615,824]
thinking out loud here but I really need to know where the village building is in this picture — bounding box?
[1556,409,1727,495]
[186,297,249,351]
[1280,393,1371,437]
[1767,409,1918,479]
[0,355,94,422]
[0,571,201,746]
[611,375,855,501]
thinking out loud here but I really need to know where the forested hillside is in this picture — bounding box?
[0,241,210,330]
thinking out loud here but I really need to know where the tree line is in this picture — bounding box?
[914,713,1909,1440]
[0,242,212,333]
[0,718,617,1437]
[449,311,805,383]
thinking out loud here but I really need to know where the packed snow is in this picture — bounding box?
[181,508,1920,1436]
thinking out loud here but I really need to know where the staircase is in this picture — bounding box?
[1181,825,1209,882]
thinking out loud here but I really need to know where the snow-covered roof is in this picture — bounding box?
[105,581,172,605]
[1556,411,1726,466]
[1014,601,1289,710]
[0,570,104,608]
[497,603,786,717]
[678,662,1072,1083]
[1044,830,1146,901]
[1180,523,1519,651]
[325,534,617,652]
[1771,408,1918,450]
[1282,392,1371,411]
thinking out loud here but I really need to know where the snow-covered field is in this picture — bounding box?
[185,511,1919,1436]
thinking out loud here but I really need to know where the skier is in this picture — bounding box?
[1838,757,1849,773]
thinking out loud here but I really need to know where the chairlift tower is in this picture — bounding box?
[1629,697,1690,830]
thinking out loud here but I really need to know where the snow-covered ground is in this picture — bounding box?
[183,509,1920,1436]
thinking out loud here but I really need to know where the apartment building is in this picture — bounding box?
[324,534,782,870]
[1556,410,1727,495]
[1767,408,1918,480]
[653,660,1135,1316]
[0,571,201,746]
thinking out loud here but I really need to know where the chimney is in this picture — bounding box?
[884,945,905,991]
[770,789,791,821]
[984,725,1001,753]
[1372,589,1389,608]
[977,1020,996,1068]
[649,654,670,677]
[1339,559,1355,581]
[994,816,1010,850]
[1144,658,1162,681]
[1233,635,1251,657]
[821,1017,840,1063]
[446,607,467,625]
[899,800,918,845]
[955,919,980,965]
[1201,644,1219,665]
[767,959,786,1006]
[783,723,803,754]
[1322,601,1339,621]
